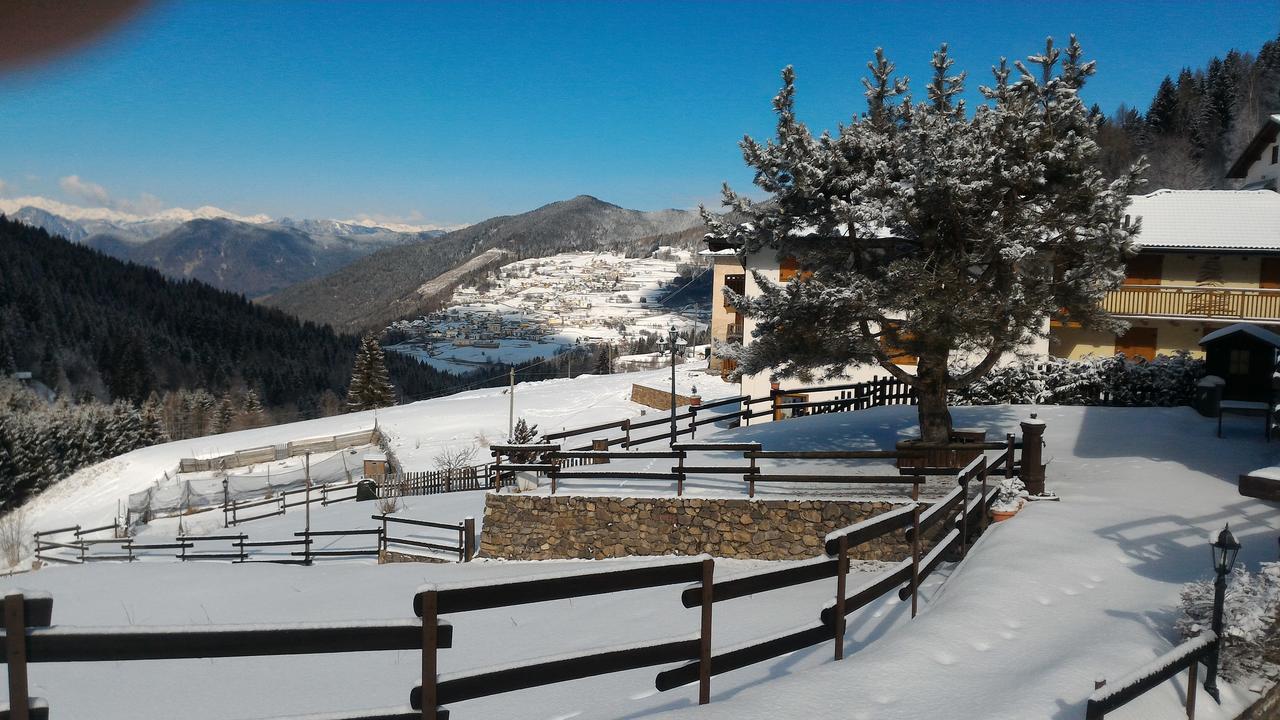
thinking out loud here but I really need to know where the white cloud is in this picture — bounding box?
[59,174,112,207]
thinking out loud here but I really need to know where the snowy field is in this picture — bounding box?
[5,402,1278,718]
[18,365,736,539]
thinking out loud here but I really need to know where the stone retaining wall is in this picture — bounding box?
[479,493,930,561]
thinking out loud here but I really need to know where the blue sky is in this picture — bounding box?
[0,1,1277,225]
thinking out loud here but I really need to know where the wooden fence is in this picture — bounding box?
[1085,632,1219,719]
[375,514,476,563]
[8,461,998,720]
[178,429,378,473]
[532,375,918,454]
[224,478,361,527]
[489,432,1021,499]
[35,519,473,567]
[375,467,485,498]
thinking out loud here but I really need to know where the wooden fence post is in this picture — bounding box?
[770,380,781,422]
[550,464,558,495]
[1004,433,1016,479]
[592,438,609,464]
[748,452,757,499]
[5,591,29,720]
[463,517,476,562]
[834,534,849,661]
[677,450,686,497]
[699,558,714,705]
[910,503,921,618]
[1186,662,1198,719]
[623,419,631,447]
[421,589,439,720]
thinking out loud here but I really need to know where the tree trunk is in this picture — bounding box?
[914,352,953,444]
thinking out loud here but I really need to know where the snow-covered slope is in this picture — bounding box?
[19,365,734,535]
[4,403,1277,719]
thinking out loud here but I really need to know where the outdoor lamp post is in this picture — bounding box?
[662,324,685,446]
[1204,523,1241,702]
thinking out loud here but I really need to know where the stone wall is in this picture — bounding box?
[480,493,930,561]
[630,384,698,411]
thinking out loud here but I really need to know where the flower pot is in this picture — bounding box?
[990,507,1019,523]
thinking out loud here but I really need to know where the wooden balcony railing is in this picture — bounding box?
[1103,284,1280,322]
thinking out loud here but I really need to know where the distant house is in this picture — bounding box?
[1227,114,1280,192]
[705,190,1280,412]
[1051,190,1280,361]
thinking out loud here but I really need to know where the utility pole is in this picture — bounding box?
[304,451,312,538]
[508,368,515,441]
[667,325,679,446]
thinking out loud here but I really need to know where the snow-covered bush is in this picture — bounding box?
[991,477,1028,512]
[952,352,1204,408]
[0,509,27,567]
[1175,562,1280,681]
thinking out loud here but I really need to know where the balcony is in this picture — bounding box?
[1102,284,1280,323]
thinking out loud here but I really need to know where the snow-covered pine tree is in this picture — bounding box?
[346,334,396,412]
[510,417,540,463]
[705,38,1145,442]
[240,390,265,428]
[593,344,612,375]
[213,395,235,434]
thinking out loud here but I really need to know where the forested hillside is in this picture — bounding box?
[1096,32,1280,188]
[262,195,701,332]
[0,216,486,412]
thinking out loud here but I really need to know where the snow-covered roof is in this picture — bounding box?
[698,248,738,257]
[1199,322,1280,348]
[1127,190,1280,252]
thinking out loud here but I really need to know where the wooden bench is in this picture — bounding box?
[1217,400,1271,441]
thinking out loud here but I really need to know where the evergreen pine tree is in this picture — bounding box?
[707,38,1143,442]
[240,390,265,428]
[346,335,396,412]
[213,395,235,433]
[593,344,612,375]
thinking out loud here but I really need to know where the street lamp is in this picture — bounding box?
[1204,523,1242,702]
[661,325,686,446]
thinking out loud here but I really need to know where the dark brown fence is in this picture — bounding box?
[9,460,997,720]
[375,514,476,562]
[1085,632,1218,719]
[376,468,485,498]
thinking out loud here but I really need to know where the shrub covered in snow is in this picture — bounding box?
[991,477,1028,512]
[952,352,1204,408]
[1175,562,1280,681]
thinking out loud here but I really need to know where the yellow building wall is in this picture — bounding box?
[1050,320,1231,360]
[1158,253,1261,288]
[708,255,741,372]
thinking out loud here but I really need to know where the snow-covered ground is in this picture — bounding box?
[18,365,736,538]
[6,402,1278,719]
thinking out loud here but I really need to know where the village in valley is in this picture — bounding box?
[384,249,709,373]
[1,5,1279,720]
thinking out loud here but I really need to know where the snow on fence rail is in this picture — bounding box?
[489,434,1017,502]
[9,465,997,720]
[1085,631,1219,720]
[177,429,379,473]
[34,514,474,567]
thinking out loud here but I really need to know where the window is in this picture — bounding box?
[779,257,799,282]
[1229,349,1250,375]
[1272,145,1278,164]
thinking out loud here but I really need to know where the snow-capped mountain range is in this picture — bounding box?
[0,196,460,298]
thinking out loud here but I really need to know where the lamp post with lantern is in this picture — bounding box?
[1204,523,1241,702]
[660,325,686,446]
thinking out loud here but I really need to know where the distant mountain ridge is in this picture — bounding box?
[261,195,704,332]
[4,203,450,297]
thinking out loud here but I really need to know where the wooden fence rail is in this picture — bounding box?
[12,461,995,720]
[1085,632,1218,719]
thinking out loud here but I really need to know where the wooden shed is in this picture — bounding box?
[363,453,388,479]
[1199,323,1280,401]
